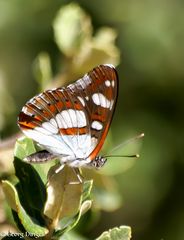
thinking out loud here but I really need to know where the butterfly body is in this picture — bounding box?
[18,64,118,169]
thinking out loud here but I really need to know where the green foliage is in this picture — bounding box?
[2,136,133,239]
[53,3,92,58]
[2,135,134,240]
[96,226,131,240]
[2,180,48,236]
[53,3,120,76]
[2,137,94,239]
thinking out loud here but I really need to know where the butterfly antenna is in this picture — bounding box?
[107,133,144,155]
[104,154,139,158]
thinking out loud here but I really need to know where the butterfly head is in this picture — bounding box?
[88,156,107,169]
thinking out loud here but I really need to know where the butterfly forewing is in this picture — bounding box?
[18,64,118,167]
[68,64,118,161]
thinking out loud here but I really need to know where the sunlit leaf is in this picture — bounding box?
[2,181,17,211]
[71,27,120,75]
[96,226,131,240]
[14,137,54,183]
[44,165,83,225]
[2,180,48,236]
[82,180,93,202]
[14,137,36,160]
[52,178,93,237]
[53,3,92,57]
[54,200,92,238]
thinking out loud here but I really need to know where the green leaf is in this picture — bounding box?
[53,3,92,56]
[52,175,93,237]
[14,157,46,213]
[96,226,131,240]
[44,165,83,227]
[14,136,51,183]
[14,136,36,160]
[70,27,120,75]
[54,200,92,238]
[2,180,48,236]
[12,210,27,233]
[82,180,93,202]
[2,181,17,211]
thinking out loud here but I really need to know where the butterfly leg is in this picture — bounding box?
[55,164,65,174]
[69,167,84,184]
[55,165,83,184]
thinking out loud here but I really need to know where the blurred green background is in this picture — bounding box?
[0,0,184,239]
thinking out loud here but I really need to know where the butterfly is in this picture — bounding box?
[18,64,118,173]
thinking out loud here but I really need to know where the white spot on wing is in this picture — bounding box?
[112,80,115,88]
[50,118,58,128]
[75,110,86,127]
[60,110,73,127]
[92,93,111,108]
[77,96,85,106]
[110,100,114,110]
[91,121,103,130]
[56,113,67,128]
[22,106,32,116]
[56,110,86,128]
[105,80,111,87]
[92,93,100,106]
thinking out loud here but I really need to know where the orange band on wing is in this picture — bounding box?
[59,127,88,135]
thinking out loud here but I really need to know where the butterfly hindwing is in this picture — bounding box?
[18,89,91,160]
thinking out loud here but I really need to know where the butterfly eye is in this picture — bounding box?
[88,156,107,169]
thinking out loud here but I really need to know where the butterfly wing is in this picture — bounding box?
[18,64,118,166]
[67,64,118,161]
[18,87,91,161]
